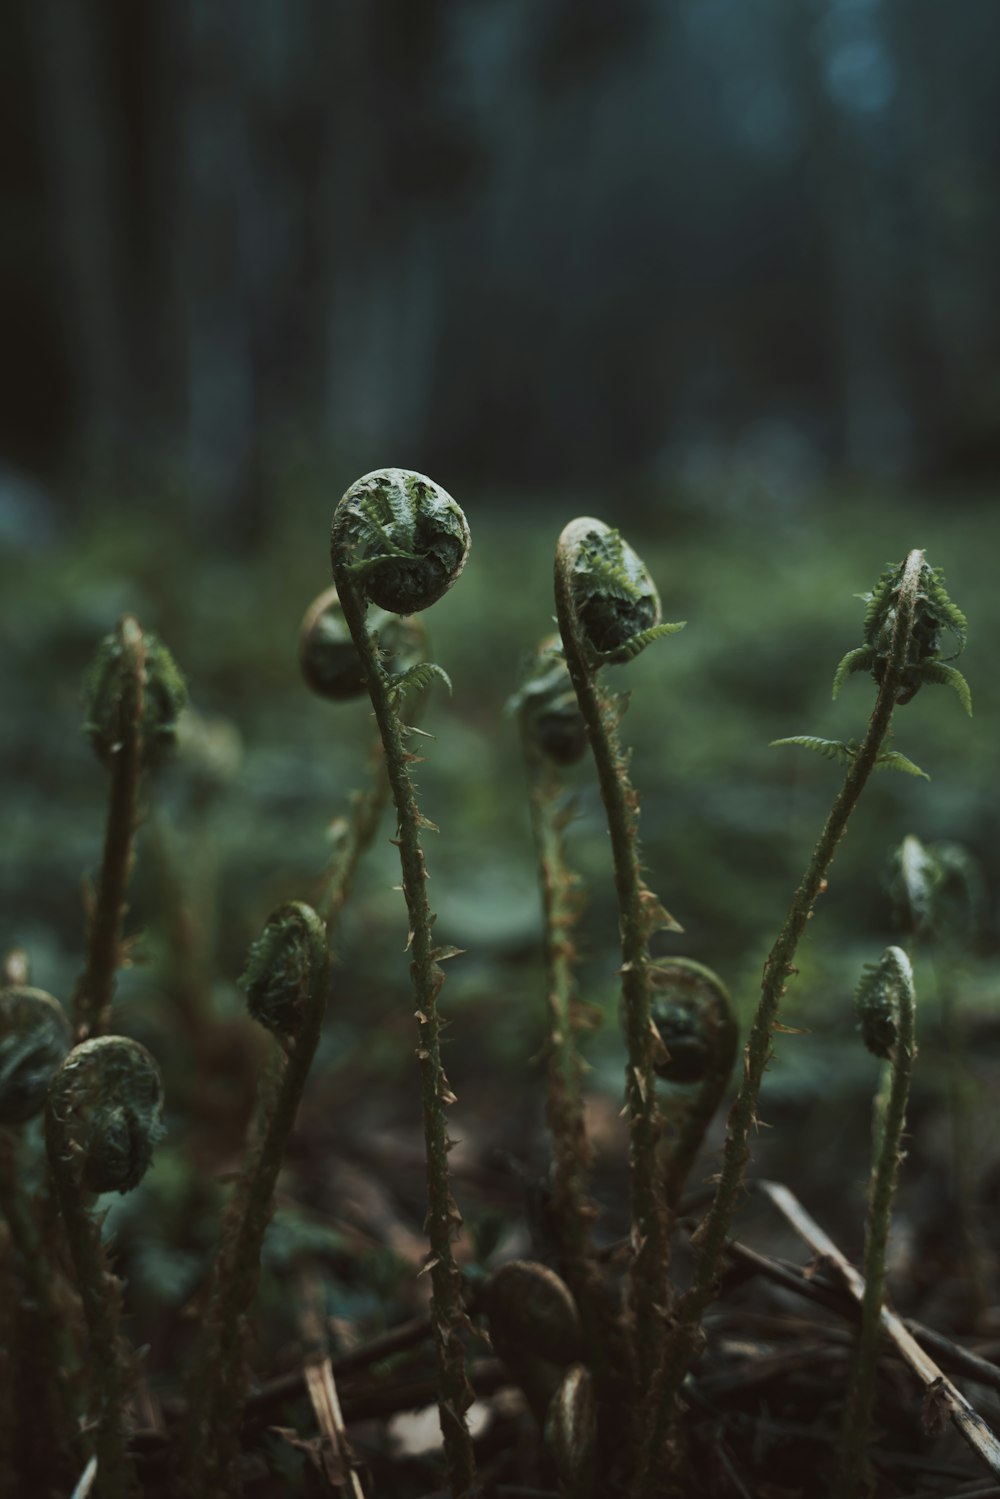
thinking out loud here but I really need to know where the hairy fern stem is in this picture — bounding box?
[72,618,146,1042]
[181,907,329,1497]
[833,947,917,1499]
[553,527,680,1401]
[331,567,478,1499]
[634,549,927,1497]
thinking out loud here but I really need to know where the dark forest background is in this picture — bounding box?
[3,0,1000,523]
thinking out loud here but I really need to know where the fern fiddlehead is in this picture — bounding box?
[45,1036,165,1499]
[648,958,738,1213]
[73,617,186,1042]
[331,469,478,1499]
[553,518,686,1403]
[636,550,969,1498]
[182,901,329,1497]
[834,946,917,1499]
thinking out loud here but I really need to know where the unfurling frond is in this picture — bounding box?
[874,750,930,780]
[598,619,687,664]
[914,660,972,715]
[832,645,875,699]
[770,736,855,767]
[388,660,453,700]
[842,556,970,709]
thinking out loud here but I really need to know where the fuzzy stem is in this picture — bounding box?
[633,549,926,1498]
[332,570,477,1499]
[181,939,329,1496]
[523,740,609,1357]
[44,1132,130,1498]
[834,980,915,1499]
[73,618,145,1042]
[553,562,667,1395]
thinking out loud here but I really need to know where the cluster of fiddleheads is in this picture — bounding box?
[0,485,975,1499]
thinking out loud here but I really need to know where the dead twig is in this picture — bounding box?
[760,1180,1000,1481]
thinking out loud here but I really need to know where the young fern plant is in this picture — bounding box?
[73,617,186,1042]
[553,519,686,1396]
[330,468,478,1499]
[834,946,917,1499]
[181,901,329,1497]
[635,550,971,1499]
[510,639,607,1369]
[45,1035,165,1499]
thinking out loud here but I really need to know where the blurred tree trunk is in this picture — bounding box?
[25,0,131,469]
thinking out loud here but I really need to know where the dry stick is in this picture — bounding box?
[73,618,145,1043]
[297,1267,366,1499]
[760,1180,1000,1481]
[634,550,928,1497]
[332,575,477,1499]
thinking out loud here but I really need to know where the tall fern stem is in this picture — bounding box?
[634,549,927,1497]
[833,947,916,1499]
[72,619,146,1042]
[332,473,477,1499]
[554,520,684,1398]
[181,905,329,1497]
[522,738,608,1360]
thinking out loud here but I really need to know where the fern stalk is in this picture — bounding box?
[634,549,928,1497]
[181,906,329,1497]
[553,521,682,1398]
[834,948,916,1499]
[45,1132,131,1499]
[522,735,609,1364]
[72,619,146,1042]
[331,557,477,1498]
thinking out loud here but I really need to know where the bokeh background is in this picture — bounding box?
[2,1,1000,1444]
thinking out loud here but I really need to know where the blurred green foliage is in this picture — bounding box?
[1,477,996,1217]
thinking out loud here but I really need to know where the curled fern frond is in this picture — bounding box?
[240,902,327,1043]
[770,736,855,766]
[84,616,186,768]
[649,958,737,1087]
[855,945,915,1059]
[299,585,428,701]
[46,1036,165,1194]
[556,517,663,662]
[330,468,470,615]
[510,635,588,766]
[846,558,970,709]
